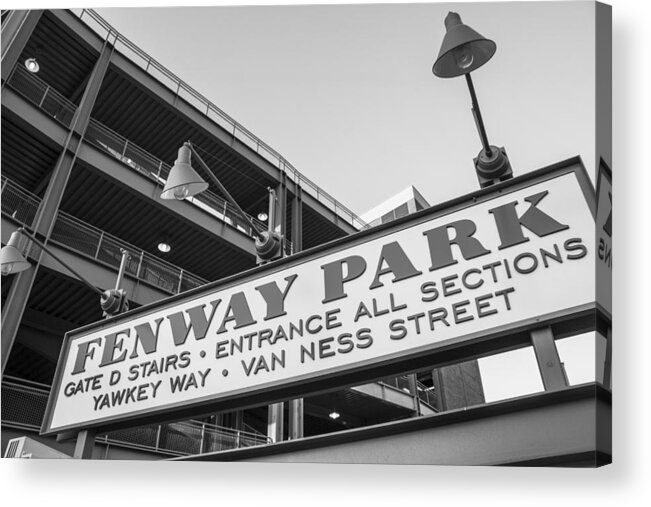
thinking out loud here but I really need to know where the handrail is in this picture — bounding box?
[84,117,281,248]
[1,177,208,295]
[74,8,369,231]
[6,64,282,249]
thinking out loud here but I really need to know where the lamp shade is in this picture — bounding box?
[0,231,31,275]
[160,144,209,200]
[433,12,496,78]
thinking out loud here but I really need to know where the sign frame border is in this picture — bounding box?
[40,156,597,437]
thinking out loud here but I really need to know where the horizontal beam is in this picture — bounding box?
[172,384,611,466]
[350,383,418,412]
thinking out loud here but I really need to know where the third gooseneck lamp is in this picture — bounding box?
[433,12,513,187]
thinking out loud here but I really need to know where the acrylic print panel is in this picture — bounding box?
[0,1,610,466]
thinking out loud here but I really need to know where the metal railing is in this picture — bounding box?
[6,64,277,248]
[75,8,369,231]
[84,118,274,244]
[1,177,208,295]
[378,375,438,410]
[1,376,271,457]
[5,63,77,127]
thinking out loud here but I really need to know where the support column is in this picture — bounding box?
[1,10,43,84]
[288,398,304,440]
[531,327,568,391]
[234,410,244,431]
[431,368,445,412]
[603,327,612,389]
[291,183,303,252]
[73,428,96,459]
[407,374,421,416]
[263,173,290,441]
[1,41,114,376]
[273,172,288,243]
[267,403,284,443]
[288,182,304,439]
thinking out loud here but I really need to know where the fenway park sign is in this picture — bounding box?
[41,159,596,436]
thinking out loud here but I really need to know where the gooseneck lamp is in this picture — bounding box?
[1,227,103,297]
[433,12,513,187]
[161,142,282,262]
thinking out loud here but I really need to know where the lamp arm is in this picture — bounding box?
[186,142,265,240]
[16,227,104,296]
[464,73,493,157]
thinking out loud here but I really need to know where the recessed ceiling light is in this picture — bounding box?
[25,58,39,73]
[257,212,268,222]
[328,411,340,420]
[157,237,172,253]
[157,242,171,253]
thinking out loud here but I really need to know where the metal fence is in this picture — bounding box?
[74,8,369,231]
[5,63,77,128]
[1,376,271,457]
[1,177,207,295]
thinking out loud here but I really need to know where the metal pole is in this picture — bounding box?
[114,248,130,290]
[187,142,265,240]
[464,73,492,156]
[73,249,130,458]
[531,327,568,391]
[15,227,103,296]
[267,187,276,233]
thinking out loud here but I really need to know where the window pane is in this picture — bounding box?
[478,346,544,402]
[556,332,601,385]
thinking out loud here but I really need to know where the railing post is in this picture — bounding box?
[177,269,184,294]
[136,251,144,279]
[155,161,163,185]
[199,423,206,454]
[121,139,129,158]
[38,85,50,108]
[95,231,104,259]
[155,424,162,452]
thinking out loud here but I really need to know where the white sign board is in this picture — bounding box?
[42,163,596,435]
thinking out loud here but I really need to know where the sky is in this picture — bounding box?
[86,1,601,402]
[92,1,597,217]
